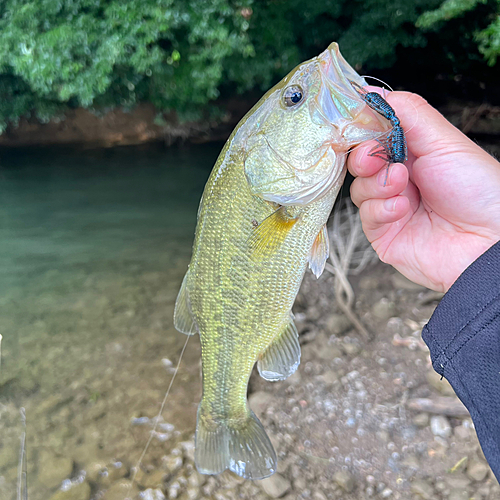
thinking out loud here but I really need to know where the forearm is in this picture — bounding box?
[422,240,500,480]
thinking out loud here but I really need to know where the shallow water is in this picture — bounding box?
[0,143,220,499]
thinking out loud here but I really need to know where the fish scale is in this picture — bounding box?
[174,42,391,479]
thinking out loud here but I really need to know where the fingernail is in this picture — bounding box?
[378,166,390,186]
[384,198,397,212]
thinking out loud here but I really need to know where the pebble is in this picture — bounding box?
[372,298,397,320]
[412,413,430,427]
[324,314,351,335]
[180,441,196,462]
[140,488,166,500]
[430,415,452,438]
[447,489,469,500]
[332,471,355,493]
[312,491,327,500]
[258,473,292,498]
[444,474,471,489]
[38,453,74,489]
[380,488,393,498]
[48,482,91,500]
[467,459,490,482]
[163,454,183,474]
[410,479,435,499]
[101,479,139,500]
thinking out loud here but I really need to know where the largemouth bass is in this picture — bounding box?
[174,42,389,479]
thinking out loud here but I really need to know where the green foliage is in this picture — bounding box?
[0,0,498,132]
[417,0,500,66]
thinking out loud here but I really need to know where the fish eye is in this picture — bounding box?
[283,85,304,107]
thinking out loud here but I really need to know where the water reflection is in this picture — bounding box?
[0,143,219,499]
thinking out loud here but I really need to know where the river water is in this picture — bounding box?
[0,143,221,499]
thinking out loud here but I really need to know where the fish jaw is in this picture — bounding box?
[312,42,390,147]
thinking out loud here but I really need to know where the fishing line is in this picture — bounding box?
[129,332,191,495]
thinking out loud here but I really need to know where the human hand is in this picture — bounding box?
[348,90,500,292]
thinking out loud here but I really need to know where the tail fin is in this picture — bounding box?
[195,404,277,480]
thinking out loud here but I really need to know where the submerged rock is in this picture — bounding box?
[48,482,91,500]
[258,473,292,498]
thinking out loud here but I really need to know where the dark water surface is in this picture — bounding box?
[0,143,220,499]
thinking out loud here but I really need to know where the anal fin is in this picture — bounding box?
[173,273,198,335]
[308,224,329,278]
[258,317,300,381]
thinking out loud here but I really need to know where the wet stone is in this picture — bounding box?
[410,479,435,499]
[430,415,452,438]
[140,488,166,500]
[48,481,91,500]
[332,471,355,493]
[38,453,74,489]
[101,479,139,500]
[258,473,292,498]
[467,459,490,482]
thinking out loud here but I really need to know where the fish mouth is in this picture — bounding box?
[312,43,389,143]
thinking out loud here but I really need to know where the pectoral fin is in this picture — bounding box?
[173,273,198,335]
[257,316,300,381]
[308,224,329,278]
[248,206,298,260]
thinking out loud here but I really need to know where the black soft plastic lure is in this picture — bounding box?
[350,81,407,185]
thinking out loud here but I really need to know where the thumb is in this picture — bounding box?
[387,92,474,158]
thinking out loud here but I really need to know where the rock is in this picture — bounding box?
[340,342,361,356]
[258,473,292,498]
[49,482,91,500]
[410,479,435,499]
[447,489,469,500]
[38,453,74,489]
[467,459,490,482]
[102,479,139,500]
[316,344,343,360]
[317,370,339,385]
[140,489,166,500]
[312,491,327,500]
[249,391,275,415]
[430,415,452,438]
[163,454,183,474]
[412,413,430,428]
[180,441,196,462]
[444,474,471,489]
[107,461,128,482]
[372,299,397,321]
[333,471,355,493]
[454,424,471,440]
[187,471,206,488]
[324,314,351,335]
[85,462,108,484]
[137,469,166,489]
[426,370,455,396]
[380,488,393,498]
